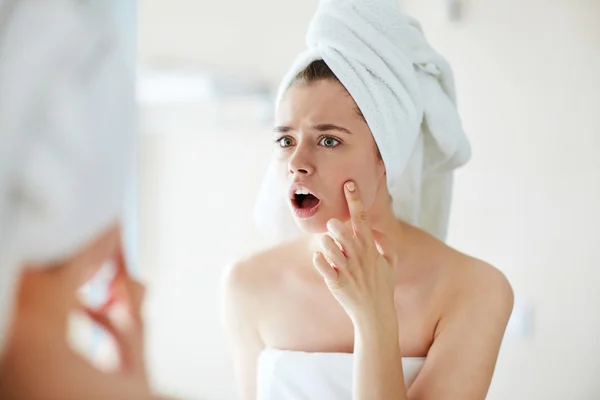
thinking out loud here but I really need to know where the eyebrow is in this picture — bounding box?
[272,124,352,135]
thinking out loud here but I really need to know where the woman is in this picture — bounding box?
[0,1,169,398]
[222,0,514,399]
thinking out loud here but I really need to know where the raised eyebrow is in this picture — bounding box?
[311,124,352,135]
[273,126,292,134]
[273,124,352,135]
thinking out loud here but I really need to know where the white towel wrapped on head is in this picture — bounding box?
[0,0,133,355]
[254,0,471,242]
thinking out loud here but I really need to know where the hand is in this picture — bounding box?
[81,244,148,384]
[3,242,163,399]
[312,181,398,326]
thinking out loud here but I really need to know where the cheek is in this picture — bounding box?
[327,162,380,208]
[348,159,383,207]
[275,156,289,185]
[355,171,381,209]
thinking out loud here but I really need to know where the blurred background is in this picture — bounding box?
[133,0,600,399]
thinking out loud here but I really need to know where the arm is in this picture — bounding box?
[353,309,407,400]
[221,262,265,400]
[407,264,514,399]
[354,263,513,400]
[314,182,513,400]
[313,181,408,400]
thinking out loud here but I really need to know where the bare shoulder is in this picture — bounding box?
[221,237,306,300]
[464,257,513,308]
[442,252,514,324]
[221,238,307,344]
[412,226,514,317]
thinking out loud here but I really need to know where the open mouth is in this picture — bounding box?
[292,189,321,210]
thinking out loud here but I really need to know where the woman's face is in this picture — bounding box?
[274,79,386,234]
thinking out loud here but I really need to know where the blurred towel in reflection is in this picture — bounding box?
[0,0,133,356]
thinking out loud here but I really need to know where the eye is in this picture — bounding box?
[275,137,294,148]
[319,136,341,148]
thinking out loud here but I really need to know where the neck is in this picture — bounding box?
[365,184,404,240]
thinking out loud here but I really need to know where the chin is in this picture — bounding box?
[293,219,328,235]
[291,214,331,235]
[292,209,350,234]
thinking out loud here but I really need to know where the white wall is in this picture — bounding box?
[139,0,319,85]
[401,0,600,398]
[139,107,275,399]
[138,0,600,399]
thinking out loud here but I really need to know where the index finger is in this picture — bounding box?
[344,181,373,241]
[110,244,144,326]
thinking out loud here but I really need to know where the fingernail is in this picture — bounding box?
[346,182,356,192]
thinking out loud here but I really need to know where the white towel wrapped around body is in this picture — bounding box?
[254,0,471,242]
[0,0,133,355]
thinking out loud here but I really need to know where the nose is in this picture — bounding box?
[288,145,315,176]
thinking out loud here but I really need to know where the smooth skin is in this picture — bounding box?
[222,79,514,400]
